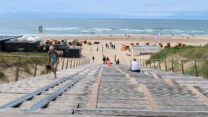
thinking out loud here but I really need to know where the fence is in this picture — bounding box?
[137,59,208,77]
[0,55,90,82]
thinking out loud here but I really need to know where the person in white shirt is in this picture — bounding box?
[129,59,140,72]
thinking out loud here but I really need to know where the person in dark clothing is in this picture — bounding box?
[116,59,120,64]
[103,56,106,64]
[92,56,95,63]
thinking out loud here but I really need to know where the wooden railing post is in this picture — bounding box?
[181,60,184,74]
[34,58,38,77]
[76,58,78,67]
[159,60,161,70]
[62,58,65,70]
[165,60,167,71]
[74,58,76,67]
[79,58,81,66]
[143,60,145,67]
[66,59,68,69]
[70,59,73,68]
[194,60,198,77]
[15,57,21,82]
[153,60,156,69]
[150,60,152,68]
[171,60,174,72]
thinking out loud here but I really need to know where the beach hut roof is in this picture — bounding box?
[0,36,23,42]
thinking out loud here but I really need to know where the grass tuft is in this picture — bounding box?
[147,46,208,79]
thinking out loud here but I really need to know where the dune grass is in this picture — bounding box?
[0,52,48,68]
[0,52,48,57]
[0,52,49,81]
[147,46,208,79]
[149,46,208,60]
[0,71,7,81]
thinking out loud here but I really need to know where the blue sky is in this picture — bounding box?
[0,0,208,19]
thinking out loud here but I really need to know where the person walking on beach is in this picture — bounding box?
[92,56,95,63]
[48,46,59,79]
[129,59,140,72]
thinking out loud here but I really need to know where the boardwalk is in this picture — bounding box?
[0,64,208,117]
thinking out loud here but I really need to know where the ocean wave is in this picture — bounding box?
[44,27,79,31]
[119,28,153,33]
[91,28,113,32]
[191,30,206,33]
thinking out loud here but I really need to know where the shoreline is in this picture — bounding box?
[1,34,208,37]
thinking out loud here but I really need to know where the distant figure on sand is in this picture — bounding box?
[48,46,59,79]
[129,59,140,72]
[103,56,106,64]
[106,58,112,67]
[92,56,95,63]
[116,59,120,64]
[128,33,131,38]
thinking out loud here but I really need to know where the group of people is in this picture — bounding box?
[102,56,112,66]
[47,45,140,79]
[105,42,116,49]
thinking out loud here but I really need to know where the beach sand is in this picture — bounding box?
[39,35,208,64]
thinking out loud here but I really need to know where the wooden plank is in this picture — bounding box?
[186,85,208,105]
[144,72,149,76]
[130,78,137,84]
[164,78,174,86]
[88,67,103,108]
[88,83,99,109]
[140,84,159,110]
[152,73,159,79]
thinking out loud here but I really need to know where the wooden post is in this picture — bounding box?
[143,60,145,67]
[181,60,184,74]
[34,58,38,77]
[15,57,21,82]
[150,61,152,68]
[70,59,73,68]
[66,59,68,69]
[76,58,78,66]
[153,60,156,69]
[194,60,198,77]
[79,58,81,65]
[145,60,147,68]
[77,58,79,66]
[165,60,167,71]
[159,60,161,70]
[62,58,65,70]
[73,58,76,67]
[171,60,174,72]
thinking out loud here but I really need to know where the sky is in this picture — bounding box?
[0,0,208,19]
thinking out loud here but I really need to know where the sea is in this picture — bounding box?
[0,18,208,36]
